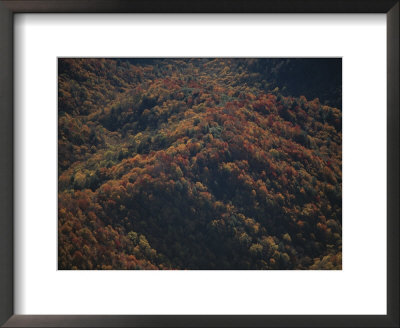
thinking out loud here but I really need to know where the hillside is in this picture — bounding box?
[58,58,342,270]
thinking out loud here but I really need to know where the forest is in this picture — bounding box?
[58,58,342,270]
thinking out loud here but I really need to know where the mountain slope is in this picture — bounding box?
[58,58,342,270]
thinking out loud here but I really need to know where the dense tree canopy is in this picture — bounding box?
[58,58,342,270]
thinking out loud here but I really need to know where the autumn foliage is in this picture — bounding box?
[58,58,342,270]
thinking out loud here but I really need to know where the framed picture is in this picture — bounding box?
[0,0,398,327]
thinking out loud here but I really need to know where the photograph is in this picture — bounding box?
[1,0,397,325]
[58,58,342,270]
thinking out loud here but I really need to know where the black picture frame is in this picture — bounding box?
[0,1,398,327]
